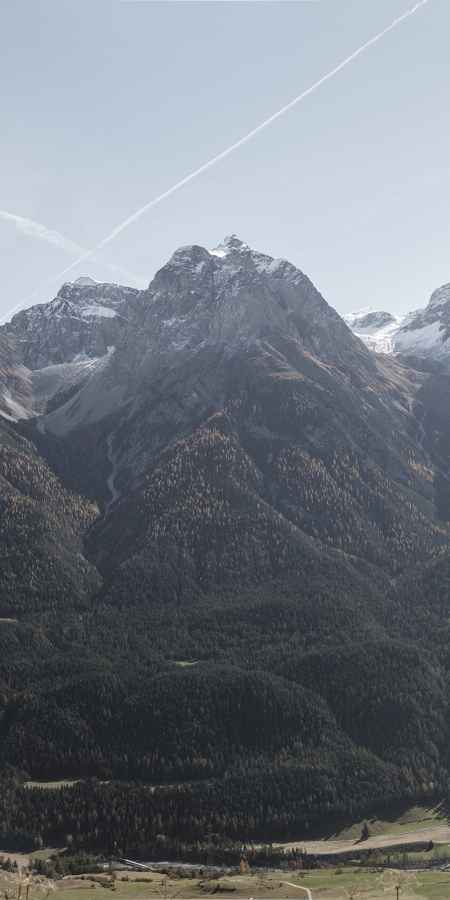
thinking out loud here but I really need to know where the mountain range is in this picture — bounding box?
[1,236,450,855]
[344,281,450,365]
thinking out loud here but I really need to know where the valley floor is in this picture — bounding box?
[4,867,450,900]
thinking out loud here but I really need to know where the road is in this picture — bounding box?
[281,881,312,900]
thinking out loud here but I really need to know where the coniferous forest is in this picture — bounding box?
[2,347,450,857]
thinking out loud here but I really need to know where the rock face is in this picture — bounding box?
[5,277,138,369]
[34,235,380,488]
[0,330,32,419]
[0,277,140,419]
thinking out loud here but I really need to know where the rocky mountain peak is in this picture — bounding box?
[73,276,100,287]
[15,235,374,489]
[392,281,450,360]
[0,236,381,490]
[210,234,249,256]
[5,278,140,370]
[131,235,372,373]
[427,282,450,312]
[344,308,401,331]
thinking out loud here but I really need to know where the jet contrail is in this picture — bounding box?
[99,0,430,248]
[0,0,430,324]
[102,261,148,287]
[0,209,148,290]
[0,209,85,256]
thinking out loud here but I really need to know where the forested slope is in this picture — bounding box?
[0,419,100,616]
[1,243,450,855]
[1,346,450,851]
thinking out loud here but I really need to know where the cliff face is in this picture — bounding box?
[4,276,139,369]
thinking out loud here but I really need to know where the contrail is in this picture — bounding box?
[99,0,431,248]
[0,209,85,256]
[0,0,430,324]
[0,209,148,290]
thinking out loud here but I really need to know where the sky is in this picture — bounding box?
[0,0,449,323]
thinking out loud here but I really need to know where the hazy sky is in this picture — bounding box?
[0,0,449,323]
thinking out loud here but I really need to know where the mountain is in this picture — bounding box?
[1,277,139,420]
[5,276,138,369]
[395,282,450,362]
[342,308,405,354]
[18,236,381,490]
[2,236,436,504]
[344,282,450,365]
[1,236,450,854]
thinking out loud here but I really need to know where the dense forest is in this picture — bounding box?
[1,357,450,856]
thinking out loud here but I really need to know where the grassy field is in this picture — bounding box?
[307,806,448,842]
[272,805,450,856]
[4,867,450,900]
[3,807,450,900]
[24,779,81,789]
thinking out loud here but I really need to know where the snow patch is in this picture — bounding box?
[78,304,118,319]
[209,249,229,258]
[74,277,101,287]
[210,235,249,258]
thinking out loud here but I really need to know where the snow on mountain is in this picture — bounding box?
[344,282,450,362]
[393,283,450,360]
[343,308,405,354]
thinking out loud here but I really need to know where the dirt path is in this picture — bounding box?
[284,823,450,855]
[281,881,312,900]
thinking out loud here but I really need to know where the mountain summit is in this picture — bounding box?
[3,235,383,496]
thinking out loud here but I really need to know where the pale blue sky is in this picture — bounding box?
[0,0,449,322]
